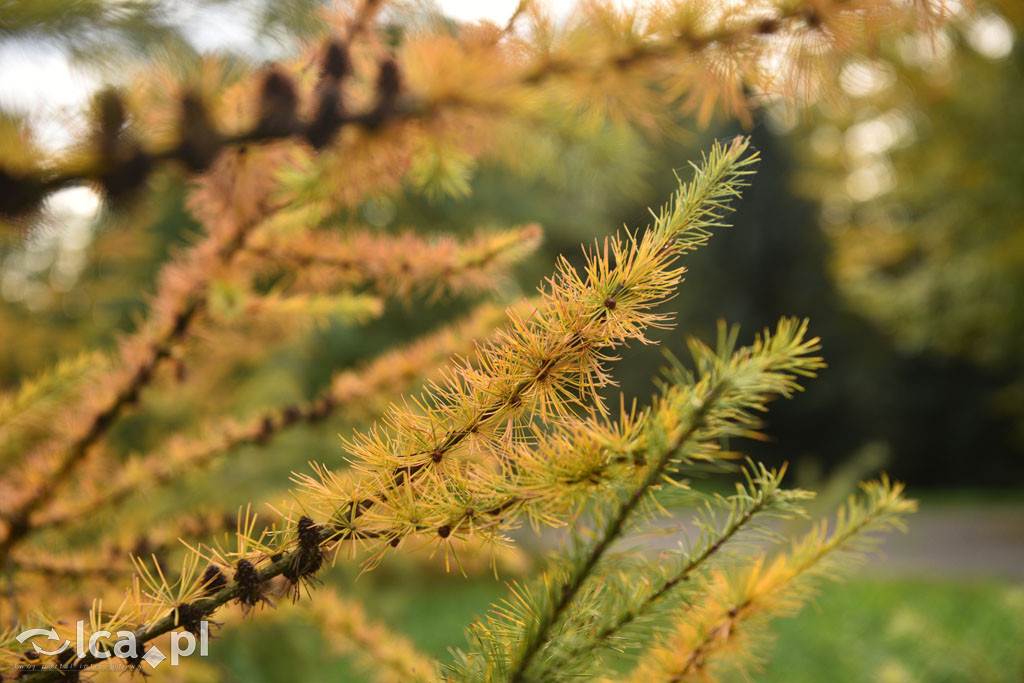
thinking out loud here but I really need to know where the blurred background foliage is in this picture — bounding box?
[2,0,1022,488]
[1,1,1023,680]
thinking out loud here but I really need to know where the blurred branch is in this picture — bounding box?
[0,0,946,219]
[29,301,521,538]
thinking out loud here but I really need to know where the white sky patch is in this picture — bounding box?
[965,12,1015,60]
[437,0,522,24]
[439,0,607,25]
[2,186,101,306]
[0,42,99,150]
[0,42,103,233]
[0,43,97,114]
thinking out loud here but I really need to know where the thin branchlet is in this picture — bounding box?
[300,137,759,565]
[24,297,533,540]
[467,318,825,682]
[626,477,915,681]
[559,464,812,665]
[9,142,757,680]
[0,215,261,566]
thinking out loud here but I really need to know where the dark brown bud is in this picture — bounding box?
[233,558,263,607]
[322,39,350,81]
[305,81,344,150]
[172,602,206,636]
[0,168,44,217]
[130,535,151,558]
[255,69,299,138]
[297,515,321,550]
[177,91,221,172]
[124,645,149,671]
[95,89,126,157]
[175,359,188,383]
[136,361,153,386]
[308,395,335,422]
[171,309,191,338]
[255,415,274,444]
[365,58,400,128]
[99,146,153,200]
[437,525,451,539]
[201,565,228,595]
[284,515,324,585]
[377,59,400,101]
[56,647,77,666]
[92,88,147,211]
[281,405,302,425]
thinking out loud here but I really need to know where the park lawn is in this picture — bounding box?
[209,573,1024,681]
[742,577,1024,683]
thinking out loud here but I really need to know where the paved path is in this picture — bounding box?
[523,502,1024,580]
[870,502,1024,580]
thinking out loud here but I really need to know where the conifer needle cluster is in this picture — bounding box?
[2,137,916,683]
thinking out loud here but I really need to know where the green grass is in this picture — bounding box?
[206,573,1024,681]
[743,578,1024,683]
